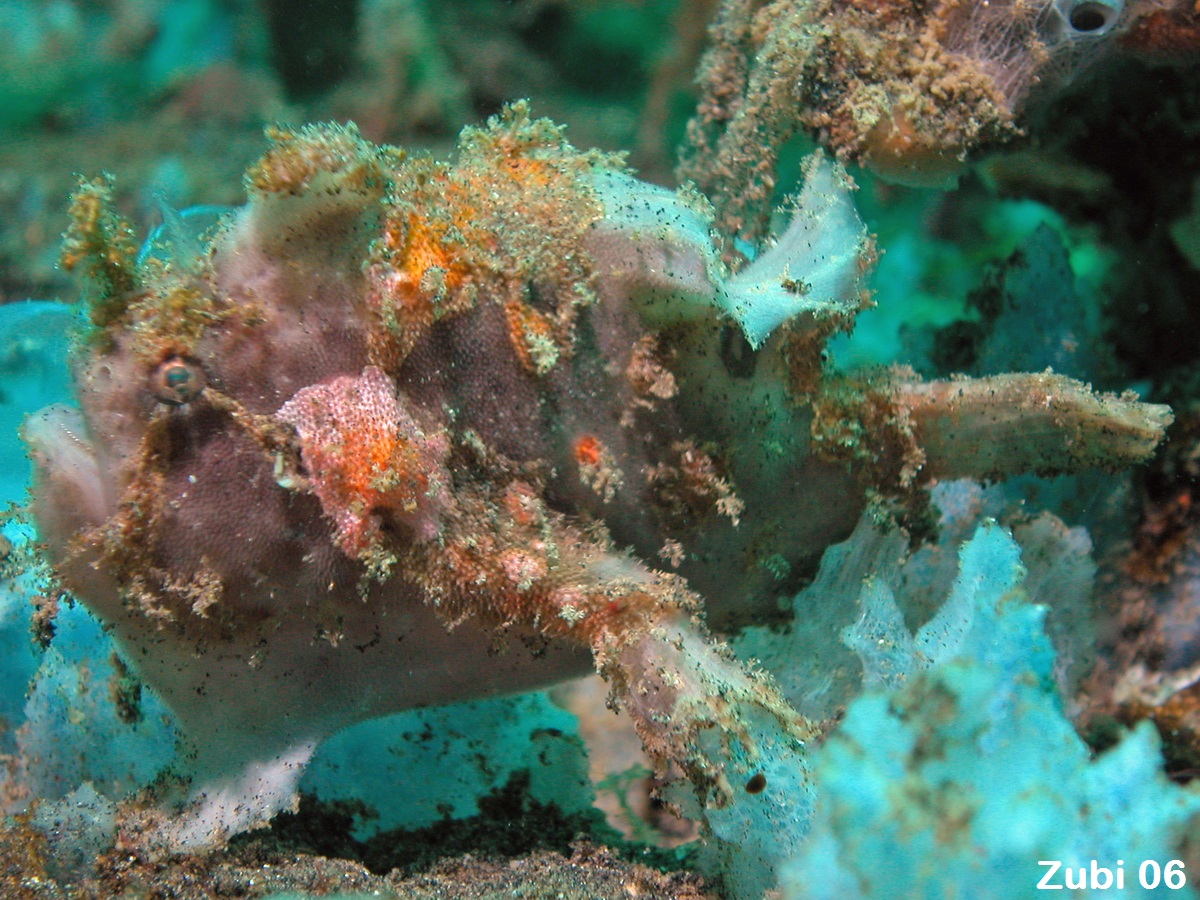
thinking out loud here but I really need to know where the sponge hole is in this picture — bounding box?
[1067,0,1116,32]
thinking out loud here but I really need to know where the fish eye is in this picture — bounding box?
[151,356,206,405]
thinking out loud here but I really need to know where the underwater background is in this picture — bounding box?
[0,0,1199,897]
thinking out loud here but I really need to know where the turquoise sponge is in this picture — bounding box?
[784,523,1200,899]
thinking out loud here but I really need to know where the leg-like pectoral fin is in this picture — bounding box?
[812,368,1173,494]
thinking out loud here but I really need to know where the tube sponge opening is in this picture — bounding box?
[1048,0,1124,38]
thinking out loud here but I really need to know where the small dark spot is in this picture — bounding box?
[720,324,757,379]
[745,772,767,794]
[354,628,382,653]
